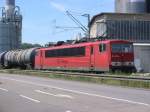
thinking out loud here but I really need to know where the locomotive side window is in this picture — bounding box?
[99,44,106,52]
[35,50,39,56]
[45,47,85,58]
[91,46,93,54]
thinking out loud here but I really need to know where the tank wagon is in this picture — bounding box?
[0,40,136,72]
[0,52,7,68]
[0,48,38,69]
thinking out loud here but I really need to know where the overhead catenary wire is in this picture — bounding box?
[66,11,88,33]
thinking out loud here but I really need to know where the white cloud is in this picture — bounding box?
[50,1,66,12]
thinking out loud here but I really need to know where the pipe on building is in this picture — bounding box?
[5,0,15,18]
[5,0,15,6]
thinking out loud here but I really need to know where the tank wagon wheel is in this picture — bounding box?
[26,64,33,70]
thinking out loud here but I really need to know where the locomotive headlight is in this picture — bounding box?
[111,62,134,66]
[123,62,134,66]
[111,62,121,66]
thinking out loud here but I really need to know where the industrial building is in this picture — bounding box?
[89,13,150,43]
[0,0,22,53]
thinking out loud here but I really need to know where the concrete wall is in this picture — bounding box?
[90,21,97,38]
[134,44,150,72]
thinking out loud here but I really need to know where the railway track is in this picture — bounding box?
[38,70,150,82]
[1,69,149,82]
[0,69,150,89]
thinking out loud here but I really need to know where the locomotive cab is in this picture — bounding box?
[110,41,135,72]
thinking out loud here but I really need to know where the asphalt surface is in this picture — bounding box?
[0,73,150,112]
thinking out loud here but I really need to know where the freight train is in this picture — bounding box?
[0,39,136,72]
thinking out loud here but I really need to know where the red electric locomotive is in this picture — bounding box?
[34,40,135,72]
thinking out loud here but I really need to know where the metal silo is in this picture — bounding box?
[115,0,147,13]
[127,0,146,13]
[146,0,150,13]
[0,0,22,53]
[115,0,129,13]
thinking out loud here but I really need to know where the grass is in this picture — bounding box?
[0,69,150,89]
[109,70,132,76]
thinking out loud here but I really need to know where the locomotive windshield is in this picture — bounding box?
[111,43,133,53]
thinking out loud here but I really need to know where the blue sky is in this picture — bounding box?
[1,0,114,45]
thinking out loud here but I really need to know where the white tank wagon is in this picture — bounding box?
[1,48,38,69]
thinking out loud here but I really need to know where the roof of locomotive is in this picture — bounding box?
[39,39,132,51]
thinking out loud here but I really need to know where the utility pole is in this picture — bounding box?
[82,14,90,38]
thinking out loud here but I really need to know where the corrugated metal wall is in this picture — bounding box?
[97,20,150,42]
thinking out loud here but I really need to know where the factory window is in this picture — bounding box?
[99,44,106,52]
[45,47,85,58]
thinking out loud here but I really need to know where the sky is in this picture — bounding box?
[0,0,114,45]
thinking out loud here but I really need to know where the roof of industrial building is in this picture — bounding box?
[89,12,150,27]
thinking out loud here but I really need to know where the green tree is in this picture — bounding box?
[21,43,42,49]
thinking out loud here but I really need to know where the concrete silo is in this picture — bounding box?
[0,0,22,53]
[115,0,146,13]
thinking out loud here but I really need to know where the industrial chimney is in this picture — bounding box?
[5,0,15,18]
